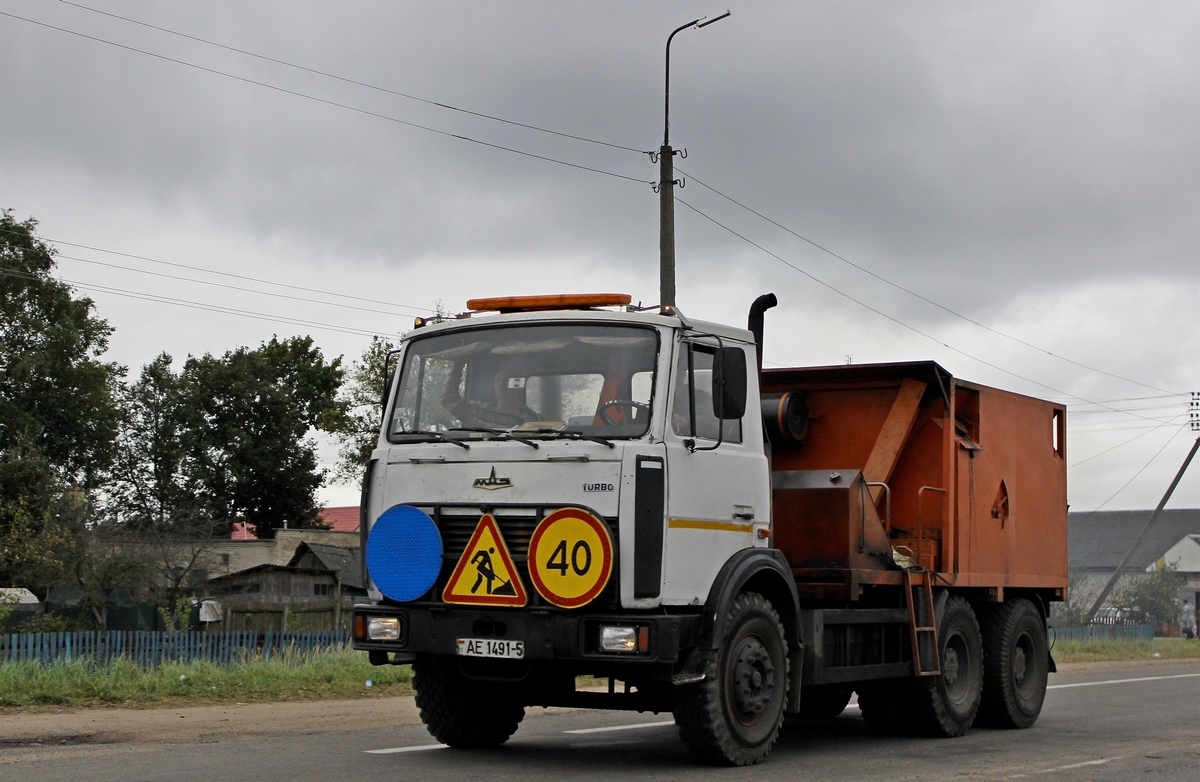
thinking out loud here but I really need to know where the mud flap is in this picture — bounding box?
[785,643,804,714]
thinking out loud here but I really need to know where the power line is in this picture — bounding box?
[675,196,1169,423]
[0,224,432,314]
[59,0,647,154]
[678,168,1183,397]
[1069,403,1186,417]
[0,9,652,186]
[56,253,416,318]
[1068,414,1189,469]
[1080,424,1187,512]
[0,266,387,339]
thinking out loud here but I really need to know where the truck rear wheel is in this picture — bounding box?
[977,598,1049,729]
[673,592,788,766]
[412,654,525,748]
[908,595,983,737]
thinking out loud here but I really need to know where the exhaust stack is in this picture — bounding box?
[747,293,778,374]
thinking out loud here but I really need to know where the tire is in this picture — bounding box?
[798,685,853,719]
[673,592,789,766]
[902,594,979,734]
[412,654,525,748]
[977,599,1049,729]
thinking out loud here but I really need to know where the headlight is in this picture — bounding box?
[367,617,401,641]
[600,625,638,652]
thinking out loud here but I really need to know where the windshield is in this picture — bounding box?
[387,323,659,442]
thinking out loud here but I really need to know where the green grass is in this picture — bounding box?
[5,639,1199,712]
[0,649,411,710]
[1053,637,1200,664]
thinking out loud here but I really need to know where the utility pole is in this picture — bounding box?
[658,11,730,308]
[1084,436,1200,622]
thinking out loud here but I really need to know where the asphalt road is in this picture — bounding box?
[4,662,1200,782]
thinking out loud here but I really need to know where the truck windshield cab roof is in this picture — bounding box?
[386,322,660,444]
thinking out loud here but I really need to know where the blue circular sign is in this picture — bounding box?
[366,505,443,602]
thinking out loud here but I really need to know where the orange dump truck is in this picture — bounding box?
[352,293,1069,765]
[762,360,1067,732]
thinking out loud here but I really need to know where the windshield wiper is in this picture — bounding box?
[524,428,615,449]
[393,430,470,449]
[449,427,539,449]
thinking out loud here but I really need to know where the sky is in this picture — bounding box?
[2,1,1198,512]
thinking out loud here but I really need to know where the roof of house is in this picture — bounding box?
[227,507,359,540]
[0,587,39,605]
[1068,508,1200,571]
[206,563,328,584]
[319,506,360,533]
[230,521,258,540]
[287,542,364,590]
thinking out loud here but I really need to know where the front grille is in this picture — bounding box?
[420,504,620,609]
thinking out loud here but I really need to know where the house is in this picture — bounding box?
[1151,533,1200,611]
[203,542,364,632]
[228,506,359,540]
[0,587,42,631]
[1068,508,1200,610]
[211,510,360,578]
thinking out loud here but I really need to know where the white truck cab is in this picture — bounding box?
[360,295,769,614]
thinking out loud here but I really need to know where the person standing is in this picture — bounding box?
[1182,599,1197,640]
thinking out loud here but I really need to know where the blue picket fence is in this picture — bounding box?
[1051,623,1156,642]
[0,630,350,668]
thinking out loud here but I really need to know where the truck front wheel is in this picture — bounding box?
[673,592,788,766]
[977,598,1049,729]
[412,654,525,748]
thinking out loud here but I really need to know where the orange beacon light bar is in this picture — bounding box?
[466,293,632,313]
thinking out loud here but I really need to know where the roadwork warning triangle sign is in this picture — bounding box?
[442,514,527,607]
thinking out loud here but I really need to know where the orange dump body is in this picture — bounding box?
[761,361,1068,603]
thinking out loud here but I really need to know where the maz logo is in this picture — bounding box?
[473,467,512,490]
[582,483,614,492]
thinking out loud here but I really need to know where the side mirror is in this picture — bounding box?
[712,347,747,420]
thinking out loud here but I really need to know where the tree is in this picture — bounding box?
[0,492,77,599]
[1113,562,1183,626]
[106,353,196,530]
[0,210,122,492]
[1048,568,1093,628]
[139,515,222,628]
[70,520,153,629]
[332,335,399,486]
[330,302,444,488]
[178,336,346,537]
[1,210,121,587]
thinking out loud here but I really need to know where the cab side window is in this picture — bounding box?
[672,344,742,443]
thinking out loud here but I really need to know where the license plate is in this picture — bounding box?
[456,638,525,659]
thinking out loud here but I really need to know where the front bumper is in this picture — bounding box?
[352,603,700,665]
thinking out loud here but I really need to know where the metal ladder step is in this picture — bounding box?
[904,570,940,676]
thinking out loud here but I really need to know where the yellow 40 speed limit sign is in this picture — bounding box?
[528,508,614,608]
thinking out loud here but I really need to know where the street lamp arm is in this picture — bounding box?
[663,18,702,147]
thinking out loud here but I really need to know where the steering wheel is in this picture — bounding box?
[598,399,650,425]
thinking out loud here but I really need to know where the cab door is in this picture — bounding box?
[661,338,771,605]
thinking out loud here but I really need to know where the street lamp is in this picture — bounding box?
[658,11,730,308]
